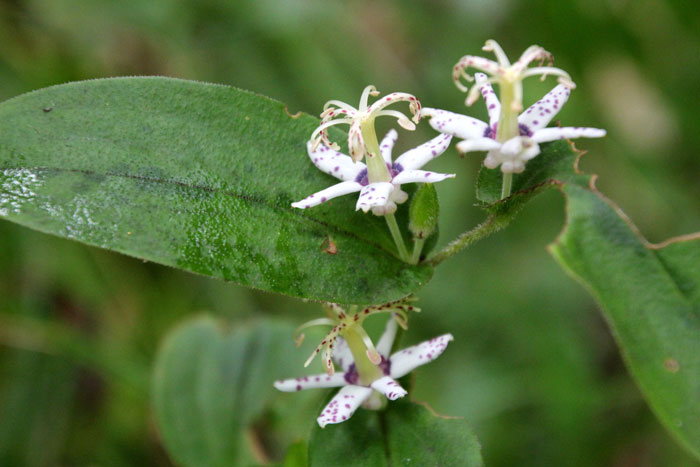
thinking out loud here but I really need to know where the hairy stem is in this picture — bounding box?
[427,214,510,266]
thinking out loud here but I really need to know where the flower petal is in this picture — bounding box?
[332,337,355,372]
[392,170,455,185]
[422,108,489,139]
[306,141,366,182]
[317,385,373,428]
[370,376,407,401]
[356,182,394,213]
[455,137,502,154]
[518,85,571,133]
[475,73,501,126]
[389,333,454,379]
[375,317,398,358]
[531,127,607,144]
[379,129,398,164]
[274,372,347,392]
[291,181,362,209]
[394,133,453,171]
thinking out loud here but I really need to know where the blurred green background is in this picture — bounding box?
[1,0,699,465]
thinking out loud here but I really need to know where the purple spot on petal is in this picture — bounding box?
[354,168,369,186]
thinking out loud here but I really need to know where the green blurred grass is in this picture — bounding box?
[1,0,699,465]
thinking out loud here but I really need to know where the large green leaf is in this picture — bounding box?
[308,401,482,466]
[549,183,700,459]
[0,77,432,304]
[472,141,700,458]
[151,316,295,466]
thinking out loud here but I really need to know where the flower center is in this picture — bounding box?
[483,123,533,140]
[344,355,392,386]
[354,163,404,186]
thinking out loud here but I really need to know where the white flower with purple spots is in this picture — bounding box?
[423,73,606,174]
[310,85,421,162]
[452,39,576,112]
[292,130,454,215]
[274,318,454,428]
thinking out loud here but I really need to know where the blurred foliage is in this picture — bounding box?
[0,0,699,465]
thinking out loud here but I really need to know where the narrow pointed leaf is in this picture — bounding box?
[0,78,432,304]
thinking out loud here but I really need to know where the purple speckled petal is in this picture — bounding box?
[475,73,501,126]
[332,337,354,372]
[531,127,606,143]
[370,376,407,401]
[317,385,373,428]
[518,85,571,132]
[379,129,398,164]
[274,372,347,392]
[455,137,502,154]
[392,170,455,185]
[356,182,394,213]
[389,333,454,379]
[291,181,362,209]
[306,141,366,182]
[394,133,453,171]
[422,108,489,140]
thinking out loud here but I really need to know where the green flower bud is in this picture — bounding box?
[409,183,439,239]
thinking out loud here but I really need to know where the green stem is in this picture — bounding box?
[427,213,511,266]
[410,237,426,265]
[501,172,513,199]
[385,213,410,262]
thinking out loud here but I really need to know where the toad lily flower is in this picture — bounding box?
[441,40,605,198]
[292,129,454,216]
[310,85,421,162]
[275,317,454,428]
[453,39,575,113]
[423,73,606,174]
[303,87,434,261]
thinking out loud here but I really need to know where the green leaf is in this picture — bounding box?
[475,139,587,214]
[151,315,295,467]
[472,141,700,458]
[427,140,579,266]
[549,183,700,460]
[0,77,432,304]
[308,401,482,466]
